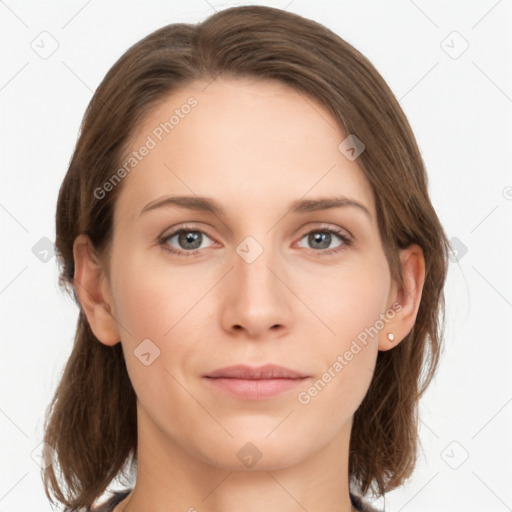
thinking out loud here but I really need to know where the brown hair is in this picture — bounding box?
[43,5,449,510]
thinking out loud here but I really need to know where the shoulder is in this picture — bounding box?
[89,489,132,512]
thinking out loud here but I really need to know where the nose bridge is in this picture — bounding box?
[221,233,291,336]
[235,233,281,306]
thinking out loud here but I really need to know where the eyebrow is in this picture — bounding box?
[139,195,371,219]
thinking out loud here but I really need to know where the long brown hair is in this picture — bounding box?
[43,5,449,510]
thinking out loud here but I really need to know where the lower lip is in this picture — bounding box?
[204,377,308,399]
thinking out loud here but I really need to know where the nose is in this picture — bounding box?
[219,240,292,339]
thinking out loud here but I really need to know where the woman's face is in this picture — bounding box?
[101,77,398,470]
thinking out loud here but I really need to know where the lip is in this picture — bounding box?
[205,364,308,379]
[203,364,310,400]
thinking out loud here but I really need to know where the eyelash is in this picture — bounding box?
[158,223,352,258]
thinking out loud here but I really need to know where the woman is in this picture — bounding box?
[42,5,449,512]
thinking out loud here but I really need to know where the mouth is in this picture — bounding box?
[203,364,310,399]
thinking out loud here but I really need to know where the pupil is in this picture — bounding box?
[180,231,201,249]
[310,232,330,249]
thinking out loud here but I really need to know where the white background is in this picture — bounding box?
[1,1,511,511]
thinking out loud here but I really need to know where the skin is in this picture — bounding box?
[73,77,425,512]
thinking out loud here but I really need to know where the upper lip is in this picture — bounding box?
[204,364,308,379]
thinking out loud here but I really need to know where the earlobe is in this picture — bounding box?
[72,234,121,346]
[378,244,425,351]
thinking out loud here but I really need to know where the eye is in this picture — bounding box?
[159,225,215,257]
[158,224,352,258]
[297,227,352,255]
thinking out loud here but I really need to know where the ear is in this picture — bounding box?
[378,243,425,351]
[72,234,121,346]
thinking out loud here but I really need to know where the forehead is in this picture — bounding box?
[114,77,375,224]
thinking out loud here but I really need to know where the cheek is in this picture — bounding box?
[115,273,171,342]
[302,255,391,344]
[110,248,192,341]
[110,254,199,406]
[298,255,390,408]
[109,249,210,385]
[295,274,386,434]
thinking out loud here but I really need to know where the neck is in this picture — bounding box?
[118,407,357,512]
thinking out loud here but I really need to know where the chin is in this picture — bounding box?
[192,428,316,472]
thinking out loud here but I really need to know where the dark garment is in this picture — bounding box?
[89,490,130,512]
[90,488,382,511]
[350,492,383,512]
